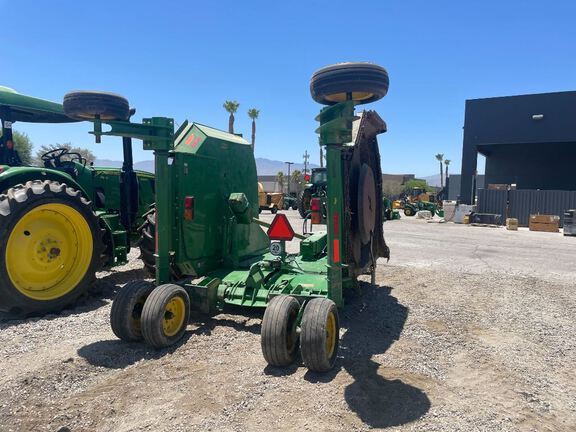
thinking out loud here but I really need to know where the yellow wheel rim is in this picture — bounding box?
[325,311,337,358]
[325,91,374,103]
[5,203,93,301]
[163,296,186,337]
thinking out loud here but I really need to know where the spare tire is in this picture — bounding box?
[310,62,389,106]
[63,91,130,121]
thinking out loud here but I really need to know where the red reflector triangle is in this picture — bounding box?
[267,213,295,241]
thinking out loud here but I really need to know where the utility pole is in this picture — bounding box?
[303,150,309,177]
[285,161,294,195]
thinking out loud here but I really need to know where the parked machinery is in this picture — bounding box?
[0,87,155,317]
[65,62,390,372]
[297,167,327,219]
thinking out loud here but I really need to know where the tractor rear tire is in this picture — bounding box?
[141,284,190,349]
[63,91,130,121]
[300,298,339,372]
[261,295,300,367]
[310,62,389,106]
[110,280,155,342]
[298,190,311,219]
[0,181,102,317]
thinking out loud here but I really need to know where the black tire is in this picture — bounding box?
[298,190,311,219]
[138,208,156,275]
[141,284,190,349]
[261,295,300,366]
[137,208,181,278]
[63,91,130,121]
[110,280,155,342]
[271,206,278,214]
[300,298,340,372]
[310,62,389,106]
[0,180,102,317]
[404,207,415,217]
[292,205,298,211]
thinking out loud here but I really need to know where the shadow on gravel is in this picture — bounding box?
[77,312,262,369]
[77,332,194,368]
[336,282,430,428]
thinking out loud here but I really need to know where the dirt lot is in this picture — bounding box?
[1,212,575,432]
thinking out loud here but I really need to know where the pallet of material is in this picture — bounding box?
[529,214,560,233]
[506,218,518,231]
[470,223,499,228]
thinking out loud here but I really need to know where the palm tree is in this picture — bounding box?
[247,108,260,150]
[291,169,302,191]
[435,153,444,188]
[276,171,285,193]
[444,159,451,184]
[223,101,240,134]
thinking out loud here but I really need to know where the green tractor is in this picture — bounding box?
[297,167,327,219]
[0,87,155,317]
[403,200,439,217]
[283,194,298,211]
[67,61,390,372]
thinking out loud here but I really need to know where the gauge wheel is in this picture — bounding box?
[110,280,155,342]
[63,91,130,121]
[310,62,389,106]
[141,284,190,349]
[0,180,102,317]
[300,298,340,372]
[261,295,301,366]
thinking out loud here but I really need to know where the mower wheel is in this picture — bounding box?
[310,62,389,106]
[0,180,102,317]
[110,280,155,342]
[404,207,415,217]
[300,298,339,372]
[141,284,190,349]
[292,204,298,211]
[63,91,130,121]
[271,206,278,214]
[261,295,300,366]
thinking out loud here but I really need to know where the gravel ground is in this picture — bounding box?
[1,211,575,432]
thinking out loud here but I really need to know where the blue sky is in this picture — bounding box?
[1,1,575,176]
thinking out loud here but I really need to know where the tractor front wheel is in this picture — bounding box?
[141,284,190,349]
[298,190,311,219]
[404,207,415,217]
[0,181,102,317]
[110,280,155,342]
[261,295,300,367]
[138,208,180,278]
[300,298,340,372]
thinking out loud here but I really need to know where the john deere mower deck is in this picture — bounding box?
[66,62,390,372]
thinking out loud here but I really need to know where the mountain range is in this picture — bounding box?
[94,157,320,176]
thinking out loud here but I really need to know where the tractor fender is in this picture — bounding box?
[0,166,90,198]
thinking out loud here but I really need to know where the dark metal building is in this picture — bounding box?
[460,91,576,204]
